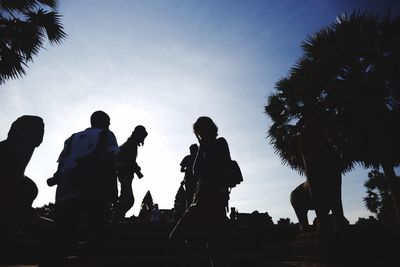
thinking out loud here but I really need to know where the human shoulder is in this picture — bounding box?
[103,129,119,153]
[180,155,191,166]
[57,133,76,162]
[105,129,117,141]
[216,137,230,157]
[0,140,8,150]
[216,137,229,148]
[65,133,76,143]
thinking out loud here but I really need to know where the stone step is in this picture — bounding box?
[289,239,321,254]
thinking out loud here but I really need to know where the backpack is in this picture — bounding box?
[61,129,110,193]
[225,159,243,188]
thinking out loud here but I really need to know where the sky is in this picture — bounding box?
[1,0,399,223]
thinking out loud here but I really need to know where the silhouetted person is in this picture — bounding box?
[0,115,44,233]
[151,203,161,223]
[170,116,230,267]
[180,144,199,208]
[114,125,148,220]
[299,115,348,236]
[53,111,119,262]
[229,207,237,222]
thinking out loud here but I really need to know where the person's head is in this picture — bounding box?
[193,116,218,142]
[90,110,110,129]
[7,115,44,148]
[189,144,198,155]
[131,125,148,146]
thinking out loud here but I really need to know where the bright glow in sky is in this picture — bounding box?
[1,0,399,223]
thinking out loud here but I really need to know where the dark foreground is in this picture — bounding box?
[1,221,399,267]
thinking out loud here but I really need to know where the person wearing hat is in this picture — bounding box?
[115,125,148,220]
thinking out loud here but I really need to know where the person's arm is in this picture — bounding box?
[53,135,74,182]
[180,157,188,172]
[104,130,120,203]
[217,137,231,161]
[121,141,145,178]
[127,144,142,175]
[216,137,232,190]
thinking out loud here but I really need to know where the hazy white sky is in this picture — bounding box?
[1,0,399,223]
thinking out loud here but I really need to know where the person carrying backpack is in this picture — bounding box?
[52,111,119,263]
[170,116,240,267]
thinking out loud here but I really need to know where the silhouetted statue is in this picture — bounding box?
[180,143,199,208]
[0,115,44,233]
[290,181,314,232]
[52,111,119,261]
[170,116,230,267]
[298,117,348,236]
[114,125,148,220]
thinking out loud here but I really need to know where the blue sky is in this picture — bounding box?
[1,0,399,223]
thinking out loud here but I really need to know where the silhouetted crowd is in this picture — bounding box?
[0,111,236,267]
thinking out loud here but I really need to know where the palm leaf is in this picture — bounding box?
[0,0,65,84]
[26,9,66,44]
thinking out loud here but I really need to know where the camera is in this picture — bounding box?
[47,177,57,187]
[135,170,144,179]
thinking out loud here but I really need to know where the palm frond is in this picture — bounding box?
[37,0,58,9]
[26,9,66,44]
[0,0,58,11]
[0,0,65,84]
[0,46,27,83]
[265,9,400,182]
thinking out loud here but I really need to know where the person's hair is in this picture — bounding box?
[126,125,147,146]
[193,116,218,139]
[90,110,110,129]
[134,125,148,138]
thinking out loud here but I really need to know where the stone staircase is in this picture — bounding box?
[90,222,292,266]
[1,222,399,267]
[288,225,400,267]
[0,221,294,267]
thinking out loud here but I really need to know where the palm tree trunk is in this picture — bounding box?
[381,162,400,222]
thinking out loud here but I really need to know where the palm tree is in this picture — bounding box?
[265,10,400,220]
[363,170,398,223]
[0,0,66,84]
